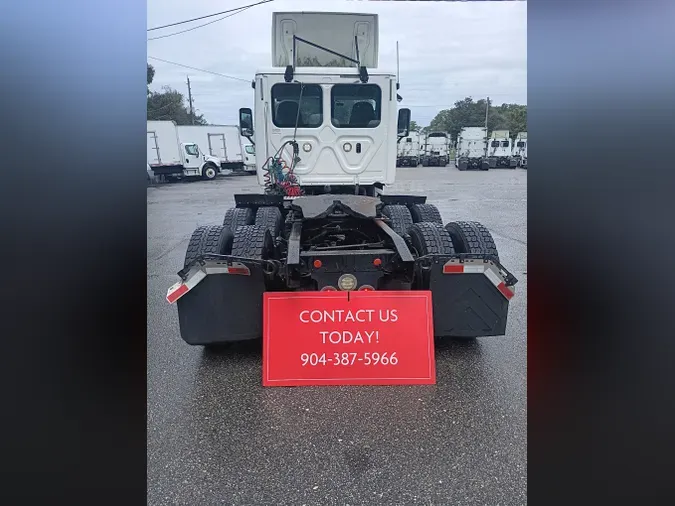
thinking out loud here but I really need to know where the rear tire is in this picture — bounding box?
[255,206,283,238]
[231,224,274,259]
[410,203,443,225]
[381,205,414,238]
[445,221,499,261]
[222,207,255,233]
[408,222,455,256]
[184,225,233,267]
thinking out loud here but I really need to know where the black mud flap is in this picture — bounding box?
[169,257,270,345]
[419,255,517,338]
[458,159,468,170]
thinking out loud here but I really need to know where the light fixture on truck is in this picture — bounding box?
[337,273,357,291]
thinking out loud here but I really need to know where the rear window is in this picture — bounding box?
[501,141,510,147]
[331,84,382,128]
[491,140,500,147]
[517,141,526,147]
[271,83,323,128]
[406,138,412,143]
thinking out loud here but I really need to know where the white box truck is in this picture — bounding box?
[396,131,421,167]
[421,132,450,167]
[487,130,517,169]
[455,127,489,170]
[512,131,527,168]
[176,125,249,173]
[147,120,221,181]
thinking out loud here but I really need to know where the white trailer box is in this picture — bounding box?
[176,125,244,172]
[488,129,516,168]
[272,12,378,68]
[147,120,221,181]
[455,127,488,171]
[397,131,421,167]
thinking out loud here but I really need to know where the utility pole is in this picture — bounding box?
[186,75,194,125]
[484,96,490,158]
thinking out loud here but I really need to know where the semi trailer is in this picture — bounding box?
[397,131,421,167]
[147,120,222,181]
[166,11,517,347]
[455,127,490,170]
[421,132,450,166]
[512,132,527,168]
[487,130,518,169]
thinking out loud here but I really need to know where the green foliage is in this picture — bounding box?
[146,63,208,125]
[408,120,421,132]
[425,97,527,140]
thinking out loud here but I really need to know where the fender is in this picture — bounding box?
[199,156,222,174]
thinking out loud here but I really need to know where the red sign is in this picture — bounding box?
[262,291,436,386]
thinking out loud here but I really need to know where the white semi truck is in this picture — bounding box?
[176,125,253,173]
[396,131,421,167]
[147,120,221,181]
[455,126,489,171]
[167,11,517,347]
[512,131,527,168]
[421,132,450,167]
[487,130,517,168]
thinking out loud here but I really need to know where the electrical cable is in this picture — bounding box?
[147,5,254,41]
[147,0,274,31]
[147,56,251,83]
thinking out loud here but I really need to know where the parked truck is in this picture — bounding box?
[397,131,421,167]
[487,130,518,169]
[421,132,450,167]
[166,11,517,347]
[241,138,256,173]
[176,125,251,173]
[512,131,527,169]
[455,126,490,170]
[147,120,221,181]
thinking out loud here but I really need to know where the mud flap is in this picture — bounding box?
[423,256,516,338]
[168,258,269,345]
[458,159,468,171]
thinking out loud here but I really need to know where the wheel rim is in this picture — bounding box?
[206,167,215,178]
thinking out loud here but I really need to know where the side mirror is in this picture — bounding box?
[239,108,253,137]
[397,108,411,137]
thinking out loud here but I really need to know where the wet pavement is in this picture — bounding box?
[147,165,527,505]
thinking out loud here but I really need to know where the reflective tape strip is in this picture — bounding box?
[166,262,251,304]
[442,260,515,300]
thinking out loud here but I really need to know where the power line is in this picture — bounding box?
[147,0,274,32]
[148,56,251,83]
[147,5,254,41]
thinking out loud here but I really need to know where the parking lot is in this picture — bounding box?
[147,165,527,505]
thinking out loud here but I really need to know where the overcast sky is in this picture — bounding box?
[147,0,526,127]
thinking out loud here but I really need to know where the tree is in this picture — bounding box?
[147,63,208,125]
[408,120,421,132]
[426,97,526,141]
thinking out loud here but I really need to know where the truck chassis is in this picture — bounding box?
[167,194,517,346]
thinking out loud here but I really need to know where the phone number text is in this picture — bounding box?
[301,352,399,366]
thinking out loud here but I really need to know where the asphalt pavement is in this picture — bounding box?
[147,164,527,506]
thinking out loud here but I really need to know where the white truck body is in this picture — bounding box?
[247,11,399,189]
[176,125,244,171]
[241,137,256,172]
[488,130,512,158]
[147,120,221,180]
[512,131,527,167]
[455,127,488,170]
[422,132,450,166]
[397,131,421,166]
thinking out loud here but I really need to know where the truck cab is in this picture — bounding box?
[488,130,517,169]
[422,132,449,167]
[512,132,527,168]
[237,11,409,196]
